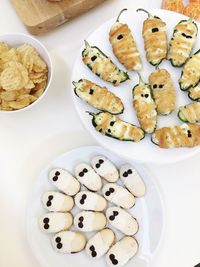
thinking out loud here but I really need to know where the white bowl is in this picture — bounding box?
[0,32,53,113]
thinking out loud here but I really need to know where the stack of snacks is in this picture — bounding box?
[0,43,48,111]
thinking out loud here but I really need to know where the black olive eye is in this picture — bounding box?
[152,28,159,33]
[91,56,97,61]
[117,34,123,40]
[89,89,94,95]
[110,121,115,126]
[144,94,149,98]
[113,80,117,84]
[159,84,164,88]
[153,84,157,89]
[141,94,144,97]
[187,130,192,138]
[108,129,111,133]
[182,33,192,39]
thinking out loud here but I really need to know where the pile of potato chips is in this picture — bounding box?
[0,42,48,111]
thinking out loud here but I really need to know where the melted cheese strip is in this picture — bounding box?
[149,68,176,115]
[152,123,200,148]
[179,102,200,123]
[168,20,197,66]
[133,83,157,133]
[92,112,144,142]
[188,82,200,101]
[109,22,142,71]
[179,50,200,90]
[82,43,128,86]
[142,18,167,65]
[74,79,124,114]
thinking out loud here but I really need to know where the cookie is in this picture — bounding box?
[106,236,138,267]
[75,191,107,211]
[74,163,102,191]
[42,191,74,212]
[49,168,80,196]
[102,183,135,209]
[106,207,138,236]
[85,228,115,259]
[74,211,107,232]
[39,212,73,233]
[52,230,86,253]
[120,165,146,197]
[91,156,119,182]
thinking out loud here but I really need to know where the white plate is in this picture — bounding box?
[26,145,165,267]
[71,8,200,164]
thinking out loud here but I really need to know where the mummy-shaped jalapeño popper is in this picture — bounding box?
[73,79,124,114]
[152,123,200,148]
[188,82,200,102]
[88,111,145,142]
[82,41,129,86]
[179,49,200,91]
[133,73,157,133]
[178,102,200,123]
[137,8,168,66]
[109,9,142,71]
[168,18,198,67]
[149,68,176,115]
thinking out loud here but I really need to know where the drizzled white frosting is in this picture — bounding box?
[52,231,77,253]
[75,191,107,211]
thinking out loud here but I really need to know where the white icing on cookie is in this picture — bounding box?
[49,168,80,196]
[52,231,86,253]
[102,183,135,209]
[42,191,74,212]
[74,163,102,191]
[91,156,119,182]
[106,207,138,236]
[75,191,107,211]
[106,237,138,267]
[85,228,115,258]
[74,211,107,232]
[120,164,146,197]
[39,212,73,233]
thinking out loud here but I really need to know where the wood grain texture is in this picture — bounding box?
[11,0,106,35]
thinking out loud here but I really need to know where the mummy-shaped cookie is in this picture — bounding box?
[106,207,138,236]
[49,168,80,196]
[91,156,119,182]
[39,212,73,233]
[85,228,115,258]
[74,163,102,191]
[74,211,107,232]
[102,183,135,209]
[75,191,107,211]
[106,237,138,267]
[42,191,74,212]
[120,165,146,197]
[52,231,86,253]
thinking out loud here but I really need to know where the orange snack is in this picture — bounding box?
[184,3,200,20]
[162,0,184,13]
[189,0,200,3]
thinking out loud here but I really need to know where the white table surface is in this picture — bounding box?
[0,0,199,267]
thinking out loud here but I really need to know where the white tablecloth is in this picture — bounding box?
[0,0,199,266]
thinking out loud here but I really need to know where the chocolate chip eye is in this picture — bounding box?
[113,211,119,216]
[92,251,97,257]
[79,171,84,177]
[55,171,60,176]
[110,121,115,126]
[96,163,100,168]
[99,159,104,164]
[128,169,132,174]
[57,243,62,249]
[159,84,164,88]
[89,245,95,251]
[117,34,123,40]
[79,216,84,222]
[109,215,115,221]
[48,195,53,200]
[43,217,49,223]
[55,237,61,243]
[144,94,149,98]
[89,89,94,95]
[152,27,159,33]
[110,188,114,193]
[91,56,97,61]
[110,254,115,260]
[83,168,88,173]
[78,222,83,228]
[153,84,157,89]
[123,172,128,177]
[46,201,51,207]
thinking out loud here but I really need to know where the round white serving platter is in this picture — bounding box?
[26,145,165,267]
[71,8,200,163]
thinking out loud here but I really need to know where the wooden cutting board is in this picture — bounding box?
[11,0,106,35]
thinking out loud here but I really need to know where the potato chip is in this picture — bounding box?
[0,48,20,64]
[24,79,35,89]
[0,42,9,56]
[0,90,19,101]
[9,94,31,109]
